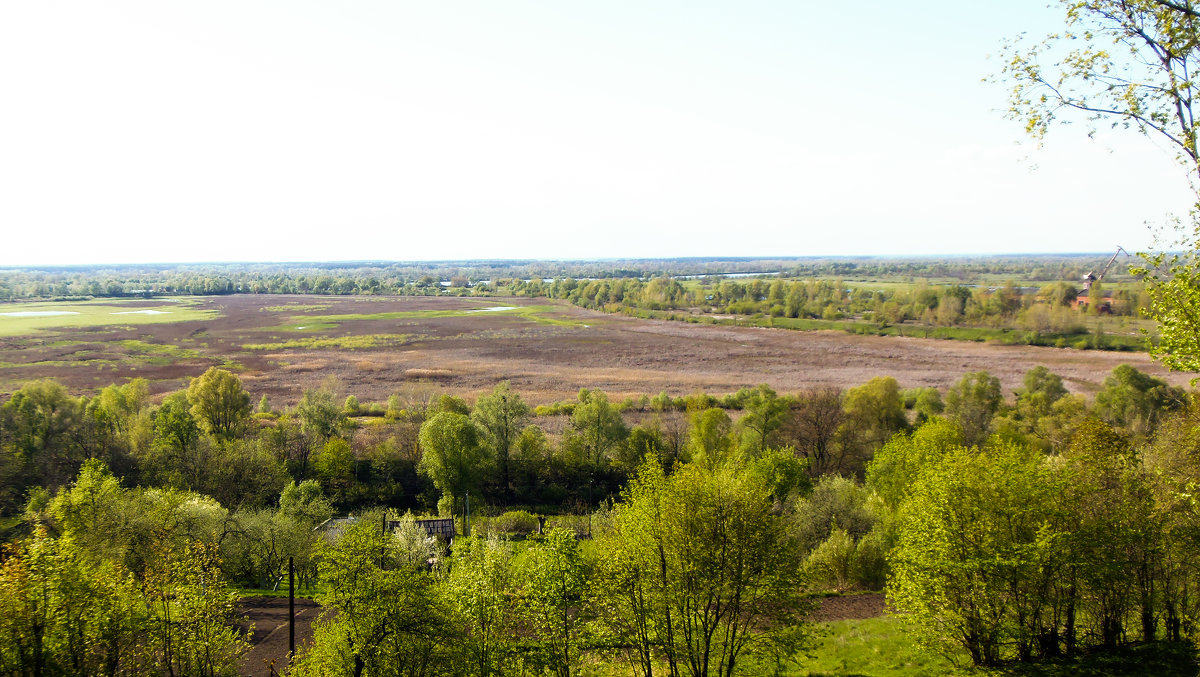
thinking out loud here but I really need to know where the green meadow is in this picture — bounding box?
[263,303,588,332]
[0,299,215,336]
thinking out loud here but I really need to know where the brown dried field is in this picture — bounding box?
[0,294,1189,405]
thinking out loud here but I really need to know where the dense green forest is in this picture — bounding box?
[3,360,1199,674]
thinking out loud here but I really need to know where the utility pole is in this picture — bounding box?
[288,556,295,662]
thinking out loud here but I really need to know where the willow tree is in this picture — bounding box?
[418,411,491,515]
[471,381,530,497]
[185,367,250,440]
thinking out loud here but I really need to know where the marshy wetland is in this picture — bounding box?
[0,293,1184,406]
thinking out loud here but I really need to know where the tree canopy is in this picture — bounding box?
[185,367,250,440]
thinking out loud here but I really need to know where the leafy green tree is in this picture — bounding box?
[185,367,251,440]
[431,394,471,416]
[313,438,356,499]
[687,407,734,468]
[444,535,516,677]
[889,440,1064,665]
[1138,242,1200,372]
[386,394,404,420]
[0,528,147,677]
[1001,0,1200,178]
[1040,282,1079,308]
[296,387,347,442]
[471,381,530,497]
[259,416,311,479]
[143,539,248,677]
[47,459,132,565]
[1019,366,1068,416]
[747,448,812,504]
[735,384,788,456]
[566,389,628,467]
[94,378,150,434]
[291,517,452,676]
[944,371,1003,447]
[367,436,409,504]
[593,457,814,677]
[1060,419,1159,649]
[839,376,908,476]
[0,379,85,491]
[866,418,964,510]
[280,479,334,527]
[150,392,207,489]
[805,527,858,592]
[418,412,491,515]
[1093,364,1186,435]
[202,438,290,509]
[615,422,668,474]
[994,366,1080,452]
[793,474,877,554]
[907,386,945,422]
[1141,402,1200,641]
[519,529,587,677]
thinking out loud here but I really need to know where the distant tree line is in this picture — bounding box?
[516,276,1149,335]
[0,255,1135,302]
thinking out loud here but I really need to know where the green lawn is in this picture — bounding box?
[0,298,215,336]
[795,615,1198,677]
[798,616,958,677]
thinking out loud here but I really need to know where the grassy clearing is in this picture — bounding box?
[0,298,215,337]
[0,358,119,369]
[258,304,589,332]
[269,321,339,332]
[797,615,957,677]
[0,340,204,368]
[260,304,331,312]
[507,304,589,327]
[236,586,323,599]
[115,339,204,363]
[794,615,1197,677]
[241,334,412,350]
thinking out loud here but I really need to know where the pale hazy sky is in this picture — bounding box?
[1,1,1195,266]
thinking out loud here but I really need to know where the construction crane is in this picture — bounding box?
[1080,247,1129,312]
[1082,247,1130,291]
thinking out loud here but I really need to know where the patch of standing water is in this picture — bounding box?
[113,310,170,315]
[1,311,80,317]
[467,306,517,313]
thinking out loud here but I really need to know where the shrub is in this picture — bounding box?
[493,510,541,536]
[806,527,857,591]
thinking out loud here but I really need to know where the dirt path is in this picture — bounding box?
[809,593,887,622]
[238,596,320,676]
